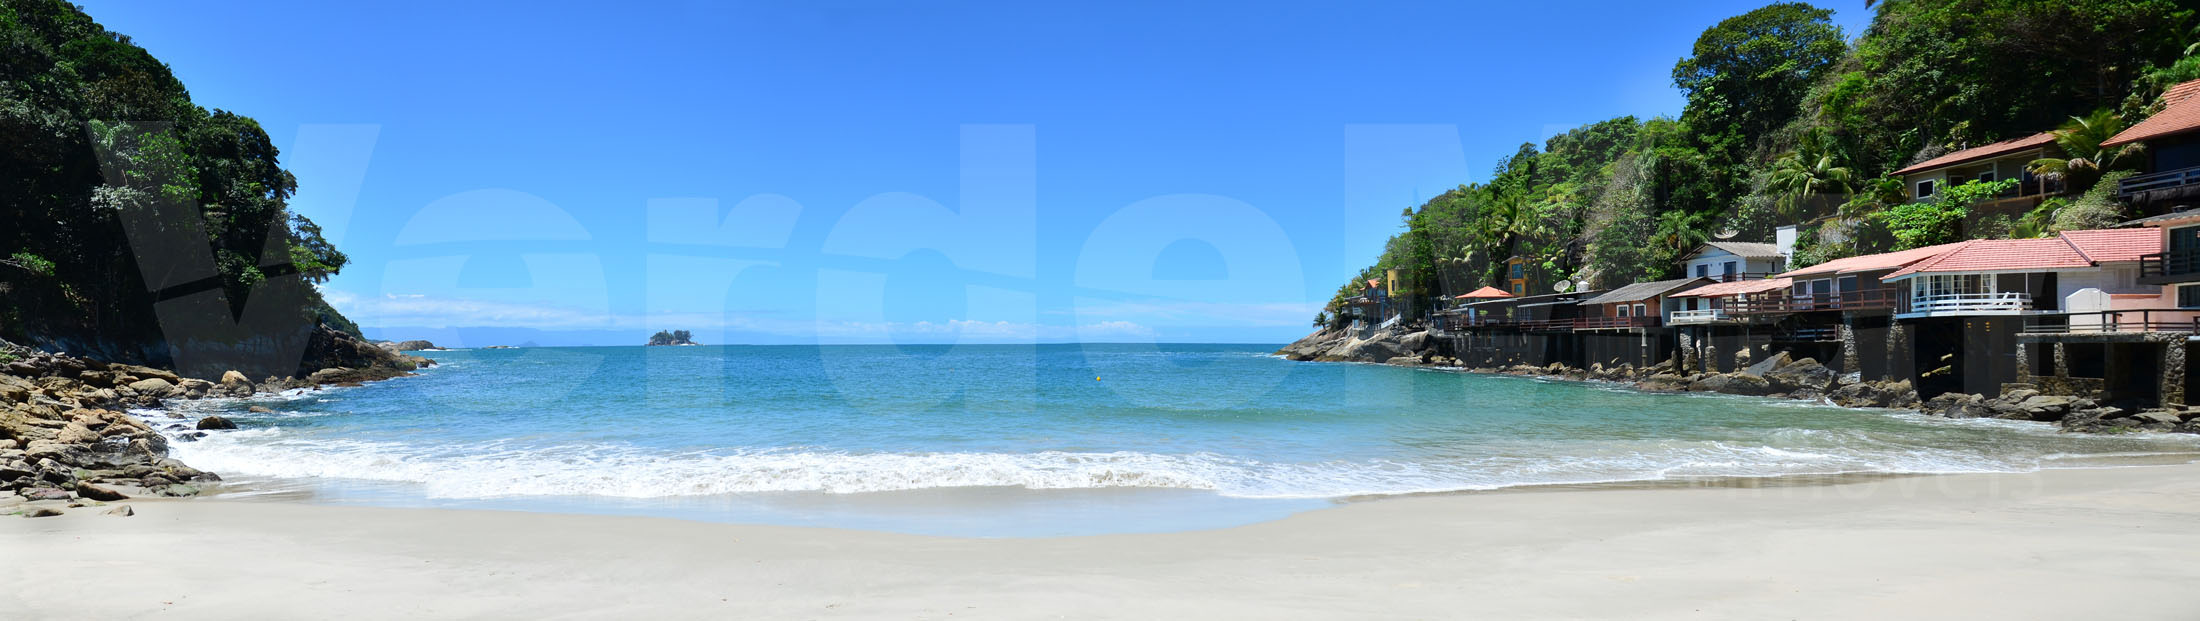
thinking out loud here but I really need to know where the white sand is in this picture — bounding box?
[6,464,2200,619]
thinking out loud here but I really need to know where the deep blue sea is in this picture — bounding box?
[140,344,2200,536]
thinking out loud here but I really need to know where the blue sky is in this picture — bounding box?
[82,1,1872,345]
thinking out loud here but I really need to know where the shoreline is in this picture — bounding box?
[1279,325,2200,434]
[8,462,2200,618]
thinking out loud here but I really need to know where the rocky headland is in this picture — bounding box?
[1,332,437,518]
[1279,326,2200,435]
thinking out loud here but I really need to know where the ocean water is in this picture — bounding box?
[141,344,2200,536]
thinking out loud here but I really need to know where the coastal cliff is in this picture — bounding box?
[0,0,370,381]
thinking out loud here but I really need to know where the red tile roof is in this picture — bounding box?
[2057,228,2159,263]
[1891,132,2058,176]
[1454,286,1514,299]
[1670,277,1792,298]
[1883,228,2160,279]
[1778,242,1967,279]
[2104,78,2200,147]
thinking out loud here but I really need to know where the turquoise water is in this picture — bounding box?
[144,344,2200,536]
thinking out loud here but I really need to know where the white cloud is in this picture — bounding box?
[1064,299,1323,328]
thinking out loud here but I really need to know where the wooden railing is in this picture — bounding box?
[2121,165,2200,197]
[1517,318,1580,332]
[1902,291,2030,315]
[2021,310,2200,334]
[1573,315,1659,330]
[1691,272,1778,283]
[2139,250,2200,283]
[1729,288,1900,314]
[1668,309,1728,324]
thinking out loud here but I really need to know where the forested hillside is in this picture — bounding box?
[0,0,358,373]
[1330,0,2198,324]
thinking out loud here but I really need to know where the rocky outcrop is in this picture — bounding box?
[1277,326,1439,364]
[1276,328,1349,361]
[298,327,435,384]
[0,330,451,507]
[379,340,439,352]
[1,365,221,505]
[1911,383,2199,434]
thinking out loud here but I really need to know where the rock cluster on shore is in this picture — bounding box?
[2,349,222,516]
[1,332,439,517]
[1920,386,2200,434]
[1277,325,2200,435]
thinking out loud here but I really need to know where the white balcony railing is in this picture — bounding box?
[1904,291,2031,315]
[1668,309,1728,324]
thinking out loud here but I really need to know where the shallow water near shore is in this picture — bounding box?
[138,344,2200,536]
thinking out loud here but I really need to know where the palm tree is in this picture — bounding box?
[2028,109,2145,195]
[2008,201,2059,239]
[1653,209,1711,263]
[1766,139,1854,223]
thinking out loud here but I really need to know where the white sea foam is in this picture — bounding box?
[159,424,2193,500]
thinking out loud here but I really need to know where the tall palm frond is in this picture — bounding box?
[2027,109,2145,194]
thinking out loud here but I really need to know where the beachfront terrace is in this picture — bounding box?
[1666,309,1729,325]
[1900,291,2032,317]
[2020,309,2200,335]
[1727,288,1901,314]
[1573,315,1659,330]
[2138,248,2200,284]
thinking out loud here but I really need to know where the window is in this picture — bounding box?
[1616,305,1631,317]
[1634,303,1648,318]
[1509,262,1524,279]
[1722,261,1737,279]
[1695,264,1708,277]
[2180,285,2200,309]
[2170,226,2200,253]
[1976,171,1995,184]
[1915,179,1936,199]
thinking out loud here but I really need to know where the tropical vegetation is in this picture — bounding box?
[1325,0,2199,326]
[0,0,356,362]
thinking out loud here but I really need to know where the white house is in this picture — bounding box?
[1680,241,1787,283]
[1881,229,2163,319]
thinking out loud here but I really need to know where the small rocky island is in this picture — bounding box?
[646,330,698,346]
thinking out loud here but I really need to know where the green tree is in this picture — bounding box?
[1653,209,1712,263]
[1764,130,1855,222]
[1877,179,2016,249]
[1674,1,1846,212]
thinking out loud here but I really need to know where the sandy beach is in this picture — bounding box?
[5,463,2198,619]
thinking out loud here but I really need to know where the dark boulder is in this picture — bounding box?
[1688,373,1774,396]
[1740,351,1791,377]
[195,416,238,431]
[1922,393,1990,418]
[1764,358,1837,393]
[74,483,128,501]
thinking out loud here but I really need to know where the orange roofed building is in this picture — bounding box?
[2109,79,2200,208]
